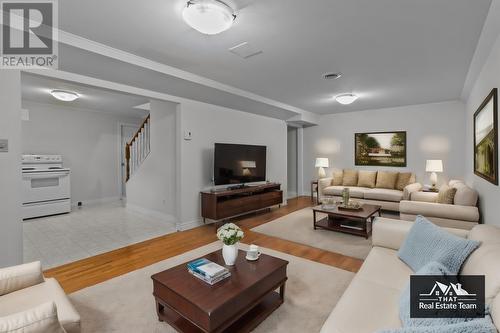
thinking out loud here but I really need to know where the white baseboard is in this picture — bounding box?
[177,218,204,231]
[71,196,121,207]
[126,203,177,224]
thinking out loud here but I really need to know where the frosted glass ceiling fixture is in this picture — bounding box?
[50,90,80,102]
[182,0,236,35]
[335,93,359,105]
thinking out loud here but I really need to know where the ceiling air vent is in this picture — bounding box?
[323,72,342,80]
[229,42,263,59]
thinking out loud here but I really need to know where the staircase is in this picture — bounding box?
[125,115,150,181]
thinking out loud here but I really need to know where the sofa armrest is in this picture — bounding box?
[400,200,480,223]
[410,191,438,203]
[403,182,422,200]
[0,261,44,296]
[318,177,333,198]
[372,217,415,250]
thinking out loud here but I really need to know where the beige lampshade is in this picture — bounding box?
[315,158,329,168]
[426,160,443,173]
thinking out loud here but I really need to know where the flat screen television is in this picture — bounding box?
[214,143,267,186]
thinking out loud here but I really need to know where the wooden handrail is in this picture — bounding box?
[126,114,150,181]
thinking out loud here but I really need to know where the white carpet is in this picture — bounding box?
[70,242,354,333]
[251,207,373,259]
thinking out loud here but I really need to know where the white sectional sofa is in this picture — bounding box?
[320,218,500,333]
[400,180,480,230]
[318,169,420,211]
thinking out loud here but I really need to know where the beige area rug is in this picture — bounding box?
[252,207,374,259]
[70,242,354,333]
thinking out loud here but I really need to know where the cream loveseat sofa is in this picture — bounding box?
[320,218,500,333]
[318,169,420,211]
[0,261,81,332]
[400,179,480,230]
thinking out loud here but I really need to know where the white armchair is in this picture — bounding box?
[0,262,80,333]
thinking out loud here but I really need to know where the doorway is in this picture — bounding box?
[120,123,140,198]
[287,126,299,199]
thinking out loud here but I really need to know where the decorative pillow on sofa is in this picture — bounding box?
[396,172,413,191]
[357,170,377,188]
[451,182,479,207]
[376,171,398,189]
[0,302,66,333]
[342,169,358,186]
[332,170,343,186]
[398,216,480,274]
[437,185,457,204]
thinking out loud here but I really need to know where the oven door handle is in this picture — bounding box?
[23,171,70,179]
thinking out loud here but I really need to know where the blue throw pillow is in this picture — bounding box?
[398,216,480,274]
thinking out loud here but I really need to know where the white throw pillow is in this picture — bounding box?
[0,302,66,333]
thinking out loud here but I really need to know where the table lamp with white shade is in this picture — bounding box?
[426,159,443,190]
[315,158,329,179]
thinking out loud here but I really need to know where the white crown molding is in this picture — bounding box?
[57,29,310,116]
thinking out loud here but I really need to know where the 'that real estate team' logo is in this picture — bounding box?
[1,0,58,68]
[410,275,485,318]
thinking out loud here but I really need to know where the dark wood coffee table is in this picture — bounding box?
[312,203,381,239]
[151,249,288,333]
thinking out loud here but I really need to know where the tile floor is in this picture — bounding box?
[23,201,177,269]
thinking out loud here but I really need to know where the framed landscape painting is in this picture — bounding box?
[355,131,407,167]
[474,88,498,185]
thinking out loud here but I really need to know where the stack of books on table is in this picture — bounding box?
[187,258,231,285]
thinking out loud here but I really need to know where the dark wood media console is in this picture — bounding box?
[201,183,283,222]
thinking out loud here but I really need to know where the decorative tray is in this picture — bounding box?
[335,201,362,210]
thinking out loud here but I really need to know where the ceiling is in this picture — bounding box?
[21,73,150,118]
[58,0,492,114]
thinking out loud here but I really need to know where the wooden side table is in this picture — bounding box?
[311,180,319,203]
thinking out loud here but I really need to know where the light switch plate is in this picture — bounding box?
[0,139,8,152]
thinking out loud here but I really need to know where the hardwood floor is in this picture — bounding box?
[44,197,363,293]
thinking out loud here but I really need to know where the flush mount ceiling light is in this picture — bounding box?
[335,93,358,105]
[182,0,236,35]
[50,90,80,102]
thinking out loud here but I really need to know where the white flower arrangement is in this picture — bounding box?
[216,223,244,245]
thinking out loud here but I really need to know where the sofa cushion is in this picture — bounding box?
[323,186,369,198]
[319,247,408,333]
[462,225,500,305]
[452,183,479,207]
[0,262,43,296]
[364,189,403,202]
[0,302,66,333]
[398,216,480,274]
[396,172,412,191]
[436,184,457,204]
[376,171,398,189]
[342,169,358,186]
[357,170,377,188]
[410,191,438,203]
[0,278,80,333]
[332,170,343,186]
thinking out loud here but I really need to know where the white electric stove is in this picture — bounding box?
[21,154,71,220]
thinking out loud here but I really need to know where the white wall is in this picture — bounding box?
[22,102,142,205]
[464,20,500,226]
[126,100,178,223]
[178,100,287,230]
[287,127,298,198]
[303,101,466,193]
[0,71,23,267]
